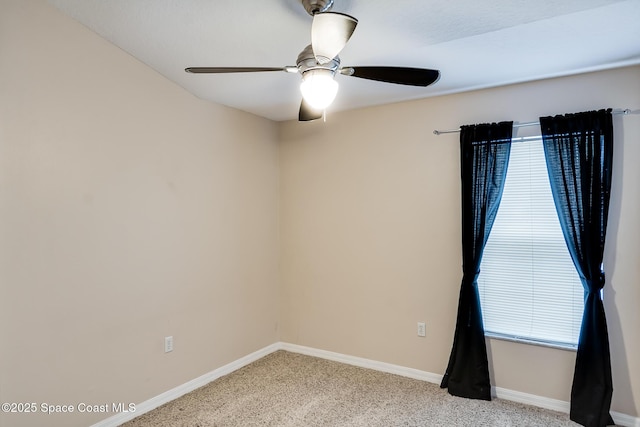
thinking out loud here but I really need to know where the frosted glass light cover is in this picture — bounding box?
[300,70,338,110]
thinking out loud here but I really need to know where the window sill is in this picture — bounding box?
[485,332,577,352]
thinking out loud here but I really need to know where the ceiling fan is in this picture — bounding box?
[185,0,440,122]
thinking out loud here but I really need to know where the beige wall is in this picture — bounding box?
[279,66,640,417]
[2,0,639,426]
[0,1,280,427]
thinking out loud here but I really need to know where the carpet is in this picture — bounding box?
[121,350,580,426]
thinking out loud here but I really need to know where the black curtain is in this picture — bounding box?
[540,109,614,427]
[441,121,513,400]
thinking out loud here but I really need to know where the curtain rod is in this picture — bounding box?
[432,109,633,136]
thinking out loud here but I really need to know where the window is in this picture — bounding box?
[476,135,584,349]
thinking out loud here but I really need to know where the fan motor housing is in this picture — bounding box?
[296,44,340,75]
[302,0,334,15]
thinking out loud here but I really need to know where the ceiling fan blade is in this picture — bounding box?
[185,67,288,73]
[342,67,440,87]
[311,12,358,64]
[299,99,323,122]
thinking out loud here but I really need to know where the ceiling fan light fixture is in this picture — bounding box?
[184,0,440,122]
[300,69,338,110]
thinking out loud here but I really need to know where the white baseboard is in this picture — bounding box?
[90,343,281,427]
[279,342,444,384]
[92,341,639,427]
[493,386,570,413]
[611,412,640,427]
[492,387,638,427]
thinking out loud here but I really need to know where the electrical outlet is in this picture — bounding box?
[164,336,174,353]
[417,322,426,337]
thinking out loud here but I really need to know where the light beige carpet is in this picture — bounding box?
[122,350,580,426]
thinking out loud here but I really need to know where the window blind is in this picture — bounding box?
[477,137,584,348]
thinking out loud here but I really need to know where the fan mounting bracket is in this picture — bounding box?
[302,0,334,15]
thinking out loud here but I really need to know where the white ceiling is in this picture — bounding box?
[49,0,640,122]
